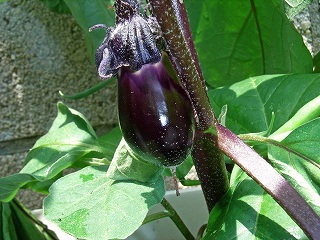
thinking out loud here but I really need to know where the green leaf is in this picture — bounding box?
[1,200,57,240]
[208,74,320,135]
[203,167,307,239]
[0,103,110,201]
[269,95,320,141]
[44,165,165,240]
[0,174,36,202]
[1,202,19,240]
[20,102,110,180]
[284,0,313,19]
[268,119,320,213]
[175,155,194,179]
[63,0,115,61]
[106,138,163,182]
[39,0,70,14]
[185,0,312,87]
[98,125,122,158]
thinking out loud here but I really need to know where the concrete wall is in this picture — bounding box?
[0,0,319,210]
[0,0,118,209]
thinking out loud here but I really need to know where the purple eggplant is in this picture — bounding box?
[118,56,194,166]
[90,0,194,166]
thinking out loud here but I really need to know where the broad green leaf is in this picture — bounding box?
[203,167,307,239]
[20,102,110,181]
[268,119,320,213]
[208,74,320,135]
[284,0,313,19]
[185,0,312,87]
[64,0,115,61]
[106,138,162,182]
[44,165,165,240]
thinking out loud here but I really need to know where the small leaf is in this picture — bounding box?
[44,165,165,240]
[162,155,194,180]
[176,156,194,179]
[203,167,307,239]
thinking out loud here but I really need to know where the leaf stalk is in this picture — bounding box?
[161,198,195,240]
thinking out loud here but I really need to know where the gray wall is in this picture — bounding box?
[0,0,319,210]
[0,0,118,209]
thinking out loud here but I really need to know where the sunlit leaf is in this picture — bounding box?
[203,167,307,239]
[208,74,320,135]
[44,165,165,240]
[268,119,320,213]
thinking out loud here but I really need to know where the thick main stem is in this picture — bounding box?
[148,0,230,211]
[192,130,229,211]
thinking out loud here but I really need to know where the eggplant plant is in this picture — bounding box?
[1,0,320,240]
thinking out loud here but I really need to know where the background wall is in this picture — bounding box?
[0,0,118,209]
[0,0,319,210]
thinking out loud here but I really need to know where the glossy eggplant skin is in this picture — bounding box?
[118,57,195,167]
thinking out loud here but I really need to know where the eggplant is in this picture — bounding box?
[90,0,195,166]
[118,55,194,166]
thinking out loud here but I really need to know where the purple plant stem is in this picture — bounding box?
[148,0,214,131]
[215,122,320,239]
[192,129,229,211]
[148,0,230,211]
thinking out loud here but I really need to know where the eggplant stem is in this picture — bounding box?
[170,166,181,196]
[239,134,320,169]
